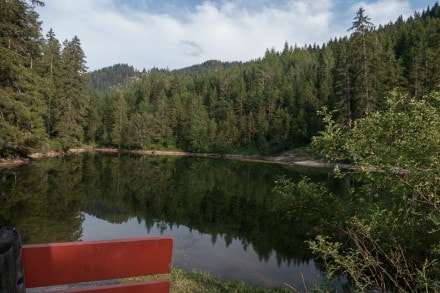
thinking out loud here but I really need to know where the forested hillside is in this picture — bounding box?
[86,3,440,154]
[87,63,139,93]
[87,61,240,93]
[173,60,242,76]
[1,0,440,157]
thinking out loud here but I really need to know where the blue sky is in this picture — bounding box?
[36,0,437,71]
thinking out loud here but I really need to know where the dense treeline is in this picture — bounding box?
[0,0,88,155]
[1,0,440,156]
[86,3,440,154]
[87,63,139,93]
[87,61,244,93]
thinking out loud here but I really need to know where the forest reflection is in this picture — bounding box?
[0,152,335,273]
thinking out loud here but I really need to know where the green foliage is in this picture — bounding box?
[47,139,63,152]
[111,93,128,148]
[311,108,348,161]
[82,4,440,155]
[306,91,440,291]
[87,63,138,93]
[273,176,329,221]
[2,2,440,159]
[308,235,375,291]
[0,0,89,155]
[0,0,48,153]
[54,36,88,149]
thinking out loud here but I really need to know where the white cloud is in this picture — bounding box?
[36,0,425,71]
[36,0,343,70]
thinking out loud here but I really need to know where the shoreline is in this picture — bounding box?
[0,147,339,170]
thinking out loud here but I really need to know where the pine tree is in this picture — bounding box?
[348,7,377,117]
[333,38,353,126]
[38,28,62,138]
[84,92,101,144]
[54,36,88,149]
[182,93,210,152]
[111,92,128,148]
[152,92,173,147]
[316,45,335,107]
[0,0,47,154]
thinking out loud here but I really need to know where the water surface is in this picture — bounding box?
[0,152,334,290]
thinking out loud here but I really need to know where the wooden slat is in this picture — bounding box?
[50,280,170,293]
[22,237,173,288]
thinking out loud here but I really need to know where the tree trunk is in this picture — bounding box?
[0,228,26,293]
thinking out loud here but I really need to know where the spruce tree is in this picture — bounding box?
[333,38,353,127]
[54,36,88,149]
[0,0,47,154]
[111,92,128,148]
[38,28,62,138]
[348,7,377,117]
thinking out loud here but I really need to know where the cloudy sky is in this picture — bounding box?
[35,0,436,71]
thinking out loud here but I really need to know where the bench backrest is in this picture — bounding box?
[21,237,173,293]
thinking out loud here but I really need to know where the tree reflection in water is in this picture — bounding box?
[0,152,336,289]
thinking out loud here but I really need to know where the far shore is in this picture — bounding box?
[0,147,342,170]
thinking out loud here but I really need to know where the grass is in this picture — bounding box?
[170,268,290,293]
[123,268,291,293]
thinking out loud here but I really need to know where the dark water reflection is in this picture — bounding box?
[0,152,336,290]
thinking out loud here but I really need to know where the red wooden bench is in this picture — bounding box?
[21,237,173,292]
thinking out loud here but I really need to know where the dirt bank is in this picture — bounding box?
[92,148,340,169]
[1,147,338,170]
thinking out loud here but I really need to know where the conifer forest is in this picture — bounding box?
[1,0,440,291]
[1,0,439,155]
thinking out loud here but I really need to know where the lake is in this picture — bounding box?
[0,152,341,291]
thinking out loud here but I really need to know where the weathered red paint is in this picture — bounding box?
[21,237,173,292]
[48,280,170,293]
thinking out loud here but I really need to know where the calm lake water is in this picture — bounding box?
[0,152,340,290]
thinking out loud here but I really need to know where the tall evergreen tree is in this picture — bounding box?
[111,92,128,148]
[333,38,353,126]
[348,7,378,117]
[54,36,88,149]
[0,0,47,153]
[38,28,62,138]
[84,92,101,144]
[182,93,210,152]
